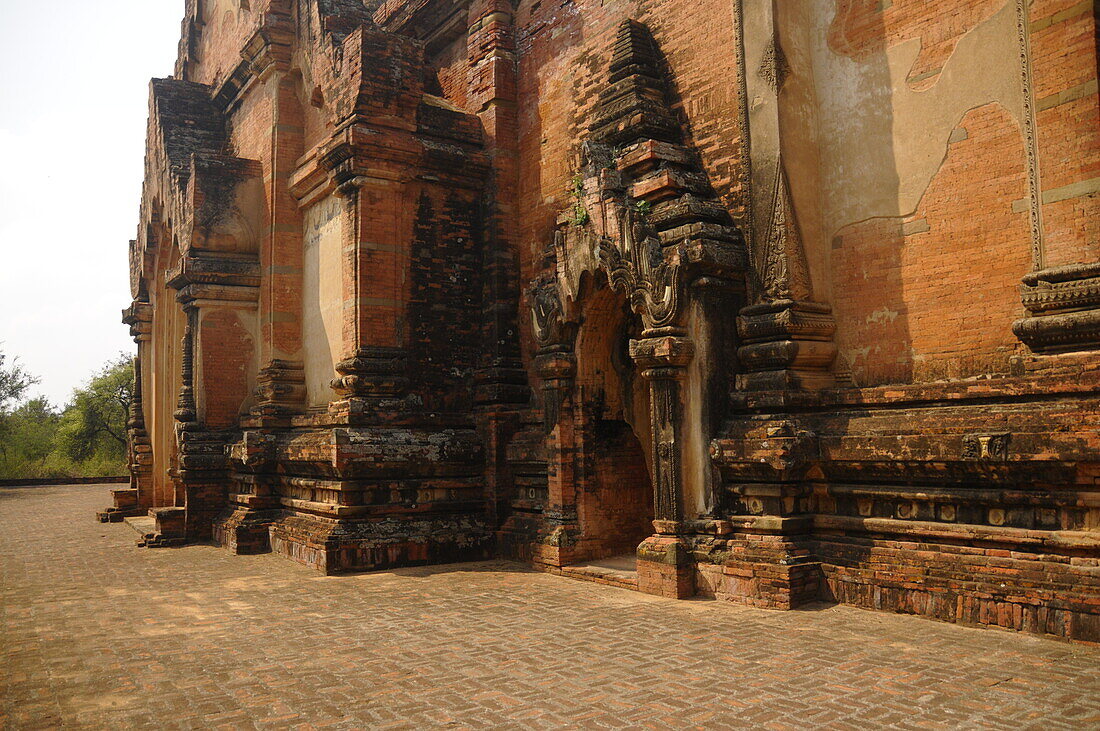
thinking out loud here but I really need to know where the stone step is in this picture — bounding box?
[561,554,639,591]
[123,515,156,536]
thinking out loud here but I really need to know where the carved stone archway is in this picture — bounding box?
[527,19,747,596]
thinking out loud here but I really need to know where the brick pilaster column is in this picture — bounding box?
[735,0,835,391]
[630,335,694,530]
[1009,0,1100,354]
[99,301,156,522]
[329,178,411,403]
[531,349,580,567]
[124,301,154,508]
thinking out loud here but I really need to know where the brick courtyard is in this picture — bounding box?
[2,484,1098,729]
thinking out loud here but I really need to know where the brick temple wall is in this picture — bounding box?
[116,0,1099,641]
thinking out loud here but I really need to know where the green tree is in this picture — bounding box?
[0,347,40,454]
[0,398,63,478]
[0,347,38,414]
[6,398,60,463]
[56,355,134,464]
[0,351,135,479]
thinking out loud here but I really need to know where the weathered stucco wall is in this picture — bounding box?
[795,0,1033,385]
[301,195,344,407]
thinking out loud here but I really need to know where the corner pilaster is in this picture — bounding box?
[735,1,836,392]
[99,299,155,523]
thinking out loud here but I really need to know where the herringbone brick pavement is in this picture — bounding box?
[1,484,1098,729]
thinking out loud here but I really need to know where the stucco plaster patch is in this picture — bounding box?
[808,0,1023,239]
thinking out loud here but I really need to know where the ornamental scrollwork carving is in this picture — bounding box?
[527,275,575,352]
[598,205,683,333]
[537,200,686,338]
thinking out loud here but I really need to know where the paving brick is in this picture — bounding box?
[3,484,1099,728]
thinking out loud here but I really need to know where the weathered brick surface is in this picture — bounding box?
[12,484,1100,728]
[1029,0,1100,267]
[832,103,1032,386]
[198,308,253,428]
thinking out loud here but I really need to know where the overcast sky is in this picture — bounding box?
[0,0,183,406]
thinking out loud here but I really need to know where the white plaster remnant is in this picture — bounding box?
[866,308,900,325]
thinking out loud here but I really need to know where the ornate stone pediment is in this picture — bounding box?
[529,18,744,342]
[550,205,683,333]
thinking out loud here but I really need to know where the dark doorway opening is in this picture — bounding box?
[570,281,654,562]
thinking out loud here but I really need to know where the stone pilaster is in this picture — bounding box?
[735,0,836,393]
[466,1,529,538]
[531,349,581,568]
[631,335,696,599]
[468,0,527,410]
[126,351,153,504]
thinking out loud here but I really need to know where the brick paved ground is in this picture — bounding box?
[2,484,1098,730]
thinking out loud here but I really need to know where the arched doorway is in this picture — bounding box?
[569,279,654,562]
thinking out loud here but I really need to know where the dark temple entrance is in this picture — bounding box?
[569,284,654,563]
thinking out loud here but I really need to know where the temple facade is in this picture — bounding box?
[103,0,1100,641]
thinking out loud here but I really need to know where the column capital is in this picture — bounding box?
[533,351,576,382]
[629,335,694,371]
[122,300,154,343]
[330,346,409,399]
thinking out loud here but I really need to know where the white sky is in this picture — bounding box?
[0,0,183,406]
